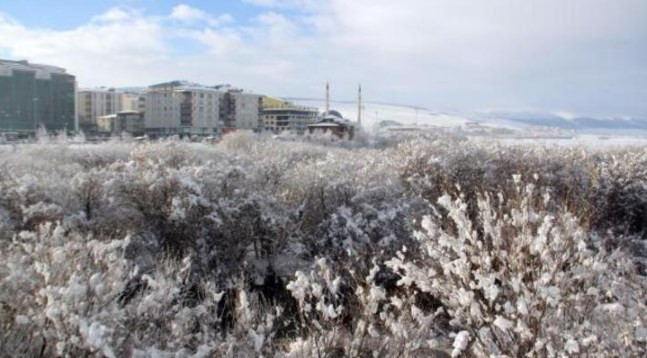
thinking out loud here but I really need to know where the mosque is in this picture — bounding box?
[307,83,361,140]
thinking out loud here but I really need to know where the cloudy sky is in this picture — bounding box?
[1,0,646,117]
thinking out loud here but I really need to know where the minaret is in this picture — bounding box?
[357,84,362,125]
[325,82,330,113]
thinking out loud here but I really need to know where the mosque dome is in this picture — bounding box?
[321,110,343,119]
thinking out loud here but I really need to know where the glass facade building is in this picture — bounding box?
[0,59,76,135]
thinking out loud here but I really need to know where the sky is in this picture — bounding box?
[0,0,646,118]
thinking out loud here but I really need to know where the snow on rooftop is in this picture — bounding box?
[175,85,223,93]
[307,122,347,127]
[78,88,121,93]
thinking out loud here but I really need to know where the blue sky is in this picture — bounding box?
[1,1,264,29]
[1,0,646,118]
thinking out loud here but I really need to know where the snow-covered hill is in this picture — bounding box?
[479,111,647,133]
[292,98,647,136]
[291,99,472,128]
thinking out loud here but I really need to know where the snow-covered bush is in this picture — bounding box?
[0,134,645,356]
[0,222,284,357]
[284,258,449,357]
[0,222,131,356]
[386,182,647,356]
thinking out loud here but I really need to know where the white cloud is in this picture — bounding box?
[0,1,645,117]
[91,7,136,23]
[242,0,318,10]
[554,111,577,120]
[0,7,169,86]
[170,4,233,27]
[243,0,280,6]
[191,28,243,56]
[310,0,647,114]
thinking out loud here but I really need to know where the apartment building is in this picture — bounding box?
[261,103,318,134]
[261,95,292,109]
[0,59,76,135]
[121,92,146,113]
[217,85,262,130]
[97,110,144,137]
[145,81,222,137]
[77,88,123,133]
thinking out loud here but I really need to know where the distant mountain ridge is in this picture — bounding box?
[482,112,647,131]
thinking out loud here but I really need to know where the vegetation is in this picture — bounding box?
[0,132,645,357]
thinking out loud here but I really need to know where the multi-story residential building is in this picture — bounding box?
[261,104,318,134]
[121,92,146,113]
[0,59,76,136]
[216,85,262,130]
[96,110,145,137]
[145,81,223,137]
[77,88,123,133]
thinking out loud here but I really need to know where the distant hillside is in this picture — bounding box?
[481,112,647,132]
[291,98,647,135]
[292,99,471,128]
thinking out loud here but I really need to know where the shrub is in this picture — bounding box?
[386,183,647,356]
[0,135,645,357]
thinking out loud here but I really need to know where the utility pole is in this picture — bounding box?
[325,82,330,113]
[357,84,362,126]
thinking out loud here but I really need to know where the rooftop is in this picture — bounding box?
[78,88,120,93]
[176,86,223,93]
[315,109,355,126]
[263,106,319,113]
[149,80,195,89]
[0,59,70,79]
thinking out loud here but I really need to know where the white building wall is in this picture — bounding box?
[189,89,222,130]
[122,93,145,112]
[231,92,260,130]
[145,91,178,129]
[145,86,222,134]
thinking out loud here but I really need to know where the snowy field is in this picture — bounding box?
[487,134,647,148]
[0,132,646,357]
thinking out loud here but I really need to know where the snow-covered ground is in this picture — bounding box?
[480,134,647,148]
